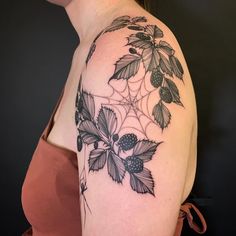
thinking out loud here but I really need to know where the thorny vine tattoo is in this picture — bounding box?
[75,15,184,224]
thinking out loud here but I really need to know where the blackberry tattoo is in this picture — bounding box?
[118,133,138,151]
[76,15,185,225]
[150,69,164,88]
[124,156,144,173]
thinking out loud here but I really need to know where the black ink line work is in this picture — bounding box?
[75,77,92,227]
[85,15,184,130]
[86,16,147,65]
[76,85,162,196]
[75,15,185,224]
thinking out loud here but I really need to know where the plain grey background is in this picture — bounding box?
[1,0,236,235]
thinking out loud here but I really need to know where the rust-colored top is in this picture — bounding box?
[21,86,207,236]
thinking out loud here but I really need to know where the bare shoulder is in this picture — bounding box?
[76,13,197,236]
[83,14,197,126]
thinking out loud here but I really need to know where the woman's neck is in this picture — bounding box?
[65,0,143,43]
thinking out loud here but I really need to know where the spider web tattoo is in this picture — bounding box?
[75,15,184,226]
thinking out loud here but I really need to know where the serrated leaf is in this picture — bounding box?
[152,101,171,130]
[109,54,141,81]
[127,34,152,49]
[78,120,100,144]
[112,15,131,24]
[107,151,126,183]
[131,16,147,23]
[89,148,107,171]
[164,78,183,106]
[142,46,160,71]
[86,42,96,65]
[159,52,173,76]
[105,22,129,32]
[105,16,130,33]
[133,140,162,162]
[159,40,174,56]
[145,25,163,38]
[81,91,95,120]
[130,168,154,195]
[169,55,184,80]
[97,107,117,137]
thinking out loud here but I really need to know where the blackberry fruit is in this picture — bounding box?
[112,133,119,142]
[150,70,163,88]
[129,48,137,54]
[136,32,151,41]
[124,156,144,173]
[118,133,137,151]
[159,87,173,103]
[94,141,98,149]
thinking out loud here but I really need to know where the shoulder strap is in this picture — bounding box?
[174,202,207,236]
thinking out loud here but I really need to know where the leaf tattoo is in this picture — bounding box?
[97,107,117,137]
[79,91,95,121]
[142,46,160,71]
[159,52,173,76]
[106,16,184,129]
[86,16,149,65]
[107,151,126,183]
[159,40,174,56]
[109,54,142,81]
[130,168,155,195]
[89,149,107,171]
[152,101,171,130]
[104,15,131,33]
[79,120,101,144]
[145,24,164,38]
[133,140,163,162]
[127,34,152,49]
[75,16,185,221]
[76,89,160,195]
[169,55,184,80]
[164,78,183,106]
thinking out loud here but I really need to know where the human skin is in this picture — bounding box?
[46,1,198,235]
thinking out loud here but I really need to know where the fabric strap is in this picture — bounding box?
[174,202,207,236]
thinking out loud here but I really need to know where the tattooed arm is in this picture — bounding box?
[75,15,197,236]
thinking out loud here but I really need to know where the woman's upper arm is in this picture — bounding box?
[75,15,197,236]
